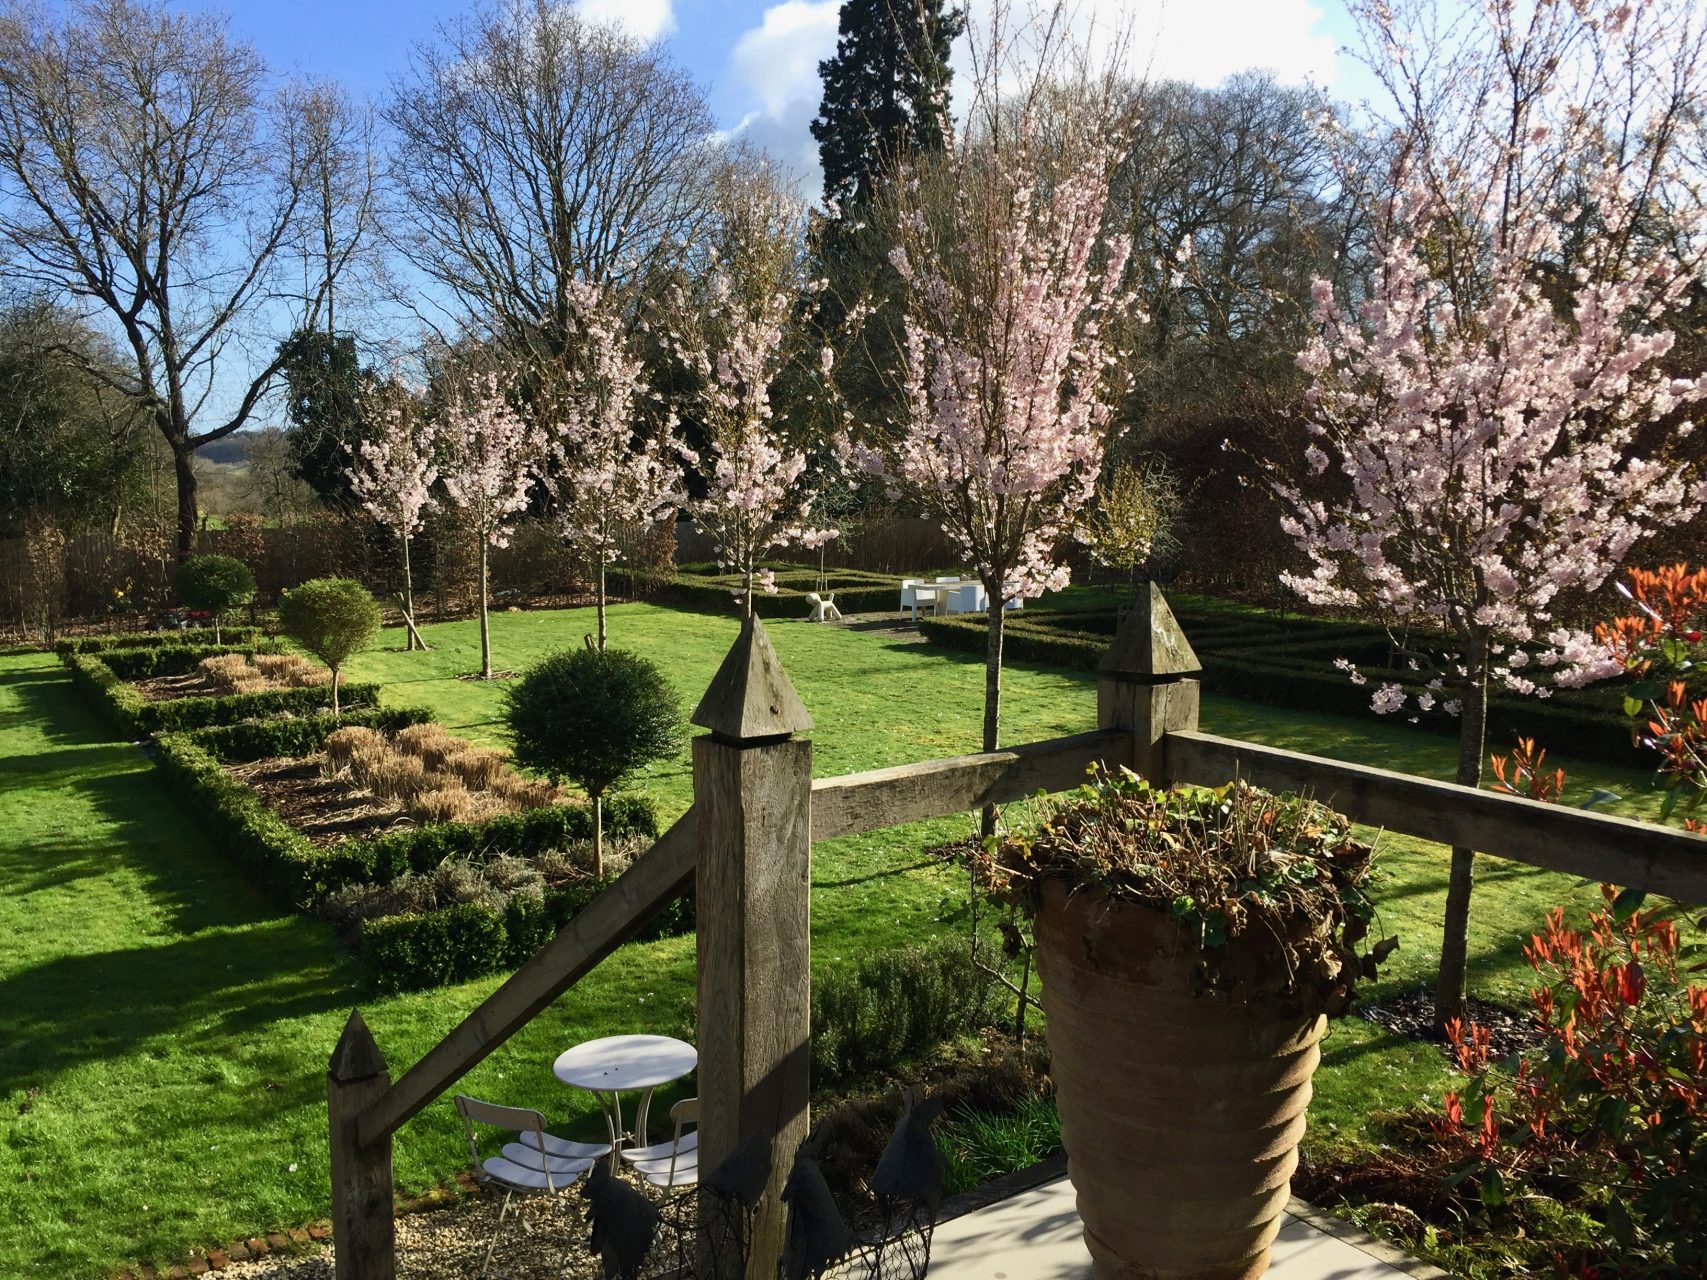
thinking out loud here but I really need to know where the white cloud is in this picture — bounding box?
[575,0,677,43]
[722,1,841,188]
[721,0,1340,191]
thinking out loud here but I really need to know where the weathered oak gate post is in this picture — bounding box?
[1098,583,1202,780]
[691,616,815,1277]
[327,1010,395,1280]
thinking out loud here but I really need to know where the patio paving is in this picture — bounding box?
[927,1175,1447,1280]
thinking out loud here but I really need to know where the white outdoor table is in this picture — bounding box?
[553,1034,696,1166]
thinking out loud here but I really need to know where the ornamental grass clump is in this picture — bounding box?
[1001,768,1394,1015]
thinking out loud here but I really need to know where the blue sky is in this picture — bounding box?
[213,0,1372,187]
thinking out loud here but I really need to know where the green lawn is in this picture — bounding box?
[0,602,1686,1277]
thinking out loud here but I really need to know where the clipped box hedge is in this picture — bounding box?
[359,882,693,993]
[185,705,435,763]
[151,731,659,909]
[55,625,265,655]
[656,567,903,619]
[917,602,1686,769]
[64,651,378,737]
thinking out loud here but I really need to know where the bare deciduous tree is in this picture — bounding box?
[386,0,718,376]
[0,0,345,560]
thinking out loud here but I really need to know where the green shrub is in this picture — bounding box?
[55,626,263,655]
[811,936,999,1087]
[361,875,693,992]
[937,1095,1062,1196]
[173,555,257,642]
[505,647,682,876]
[277,577,381,716]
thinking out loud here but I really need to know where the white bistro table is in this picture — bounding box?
[553,1034,696,1166]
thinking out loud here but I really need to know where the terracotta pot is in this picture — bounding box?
[1034,880,1326,1280]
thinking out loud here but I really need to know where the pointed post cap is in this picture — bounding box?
[1098,582,1202,680]
[329,1008,388,1082]
[692,614,814,740]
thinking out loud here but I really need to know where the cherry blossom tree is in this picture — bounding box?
[862,10,1135,773]
[346,381,437,650]
[675,270,830,617]
[1279,0,1707,1026]
[547,280,681,649]
[434,371,542,678]
[663,165,831,618]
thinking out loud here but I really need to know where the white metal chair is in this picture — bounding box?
[899,579,921,619]
[622,1097,700,1189]
[454,1094,598,1277]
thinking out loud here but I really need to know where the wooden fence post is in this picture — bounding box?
[692,616,815,1280]
[1097,582,1202,782]
[328,1009,395,1280]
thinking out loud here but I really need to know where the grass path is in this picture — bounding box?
[0,603,1688,1277]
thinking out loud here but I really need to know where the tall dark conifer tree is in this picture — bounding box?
[810,0,964,210]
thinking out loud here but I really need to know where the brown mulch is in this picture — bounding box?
[133,671,223,701]
[223,757,415,846]
[455,670,518,682]
[1358,986,1544,1060]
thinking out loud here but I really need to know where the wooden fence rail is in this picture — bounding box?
[326,587,1705,1279]
[1167,730,1707,904]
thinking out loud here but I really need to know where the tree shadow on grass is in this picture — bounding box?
[0,663,113,746]
[0,918,352,1093]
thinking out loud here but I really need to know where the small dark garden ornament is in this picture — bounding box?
[1000,768,1395,1280]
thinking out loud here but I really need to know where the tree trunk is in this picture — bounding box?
[332,668,342,719]
[981,595,1005,838]
[592,792,604,878]
[401,525,417,652]
[1436,661,1490,1029]
[596,549,607,651]
[213,614,222,644]
[172,441,198,563]
[478,540,492,680]
[744,568,755,621]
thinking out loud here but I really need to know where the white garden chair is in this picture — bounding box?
[454,1094,598,1277]
[622,1097,700,1190]
[899,579,921,619]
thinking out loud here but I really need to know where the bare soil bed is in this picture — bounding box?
[224,756,413,845]
[134,670,223,701]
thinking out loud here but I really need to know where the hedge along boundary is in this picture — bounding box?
[63,651,378,737]
[359,880,692,993]
[655,568,902,619]
[151,730,660,909]
[54,625,265,655]
[916,610,1689,770]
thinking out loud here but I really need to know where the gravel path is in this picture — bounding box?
[220,1192,601,1280]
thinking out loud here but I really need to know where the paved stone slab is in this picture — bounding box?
[926,1177,1420,1280]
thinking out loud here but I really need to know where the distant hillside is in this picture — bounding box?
[197,430,279,466]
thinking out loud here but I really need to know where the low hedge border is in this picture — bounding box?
[916,609,1688,769]
[185,705,435,763]
[358,884,692,993]
[64,651,378,737]
[151,731,659,908]
[98,641,282,681]
[55,626,264,655]
[656,570,902,619]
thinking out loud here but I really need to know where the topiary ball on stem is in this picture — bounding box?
[277,577,380,717]
[173,554,256,643]
[504,647,683,876]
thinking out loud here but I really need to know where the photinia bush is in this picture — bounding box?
[1434,888,1707,1276]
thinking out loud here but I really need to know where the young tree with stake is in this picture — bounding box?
[1280,0,1707,1027]
[346,382,437,650]
[434,371,542,679]
[547,281,681,649]
[864,8,1135,790]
